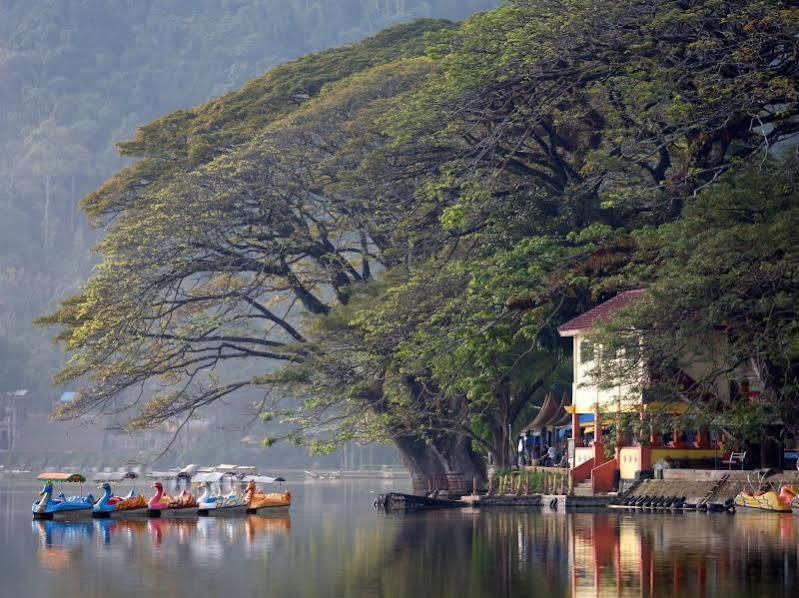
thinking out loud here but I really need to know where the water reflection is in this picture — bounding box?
[9,482,799,597]
[33,515,290,560]
[34,520,94,571]
[452,510,799,597]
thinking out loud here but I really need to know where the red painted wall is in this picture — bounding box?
[571,456,595,485]
[592,458,618,493]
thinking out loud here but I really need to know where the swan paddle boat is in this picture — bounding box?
[734,470,797,512]
[32,473,94,520]
[735,484,796,512]
[196,472,248,516]
[243,477,291,514]
[147,481,199,518]
[93,482,148,518]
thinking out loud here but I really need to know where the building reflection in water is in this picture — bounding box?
[557,512,798,597]
[448,510,799,597]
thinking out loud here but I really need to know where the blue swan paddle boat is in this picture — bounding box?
[93,481,149,518]
[32,473,94,520]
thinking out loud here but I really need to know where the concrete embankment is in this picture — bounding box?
[468,469,799,511]
[628,469,799,509]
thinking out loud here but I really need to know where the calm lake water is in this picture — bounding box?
[2,478,798,597]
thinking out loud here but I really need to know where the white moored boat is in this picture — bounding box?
[196,472,248,516]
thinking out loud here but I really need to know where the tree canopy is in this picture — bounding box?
[40,0,799,477]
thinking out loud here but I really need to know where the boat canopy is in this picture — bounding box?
[177,464,199,478]
[192,471,230,483]
[242,475,285,484]
[146,470,179,479]
[93,471,138,482]
[37,472,86,483]
[214,464,256,473]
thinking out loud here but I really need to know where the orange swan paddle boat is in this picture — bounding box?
[147,481,199,518]
[244,478,291,514]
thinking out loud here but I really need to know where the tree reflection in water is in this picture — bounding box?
[16,485,799,597]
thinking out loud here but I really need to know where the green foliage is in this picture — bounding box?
[594,157,799,441]
[35,0,799,473]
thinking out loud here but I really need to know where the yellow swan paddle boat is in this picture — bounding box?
[244,478,291,514]
[734,471,796,512]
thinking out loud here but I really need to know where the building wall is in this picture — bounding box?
[571,330,760,414]
[572,332,641,414]
[574,446,594,468]
[619,445,722,480]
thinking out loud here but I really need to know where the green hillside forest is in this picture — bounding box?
[36,0,799,479]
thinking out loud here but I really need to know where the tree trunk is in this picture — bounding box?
[394,431,486,491]
[381,378,487,490]
[489,422,511,469]
[394,434,445,490]
[430,432,486,485]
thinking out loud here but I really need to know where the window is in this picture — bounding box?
[579,339,595,363]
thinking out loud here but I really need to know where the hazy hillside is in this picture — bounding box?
[0,0,498,397]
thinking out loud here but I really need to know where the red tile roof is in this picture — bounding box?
[557,289,646,336]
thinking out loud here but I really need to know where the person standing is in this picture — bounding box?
[547,444,558,466]
[525,430,534,464]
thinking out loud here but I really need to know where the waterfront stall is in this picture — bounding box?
[523,392,574,467]
[523,392,561,464]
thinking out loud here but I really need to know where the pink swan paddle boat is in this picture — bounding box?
[147,481,198,518]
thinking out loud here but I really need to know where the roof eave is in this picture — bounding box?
[558,327,589,338]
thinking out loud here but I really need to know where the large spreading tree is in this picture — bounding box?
[41,1,799,480]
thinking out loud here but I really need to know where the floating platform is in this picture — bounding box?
[246,505,290,515]
[33,509,93,521]
[474,494,616,510]
[375,492,463,513]
[198,505,248,517]
[147,507,199,518]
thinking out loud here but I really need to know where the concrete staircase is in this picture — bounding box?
[573,479,594,496]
